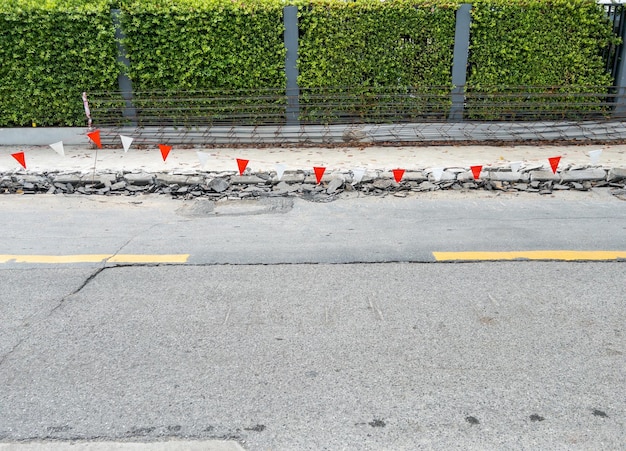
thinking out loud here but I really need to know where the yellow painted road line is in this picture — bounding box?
[433,250,626,261]
[107,254,190,264]
[0,254,111,264]
[0,254,189,264]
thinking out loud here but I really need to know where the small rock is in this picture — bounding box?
[124,173,154,185]
[326,178,344,194]
[553,184,570,190]
[607,168,626,182]
[417,181,438,191]
[373,179,393,189]
[110,181,127,191]
[209,178,229,193]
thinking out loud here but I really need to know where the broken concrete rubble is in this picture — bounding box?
[0,166,624,200]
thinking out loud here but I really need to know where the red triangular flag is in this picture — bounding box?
[87,130,102,149]
[548,156,561,174]
[11,152,26,169]
[159,144,172,161]
[313,166,326,184]
[392,169,405,183]
[470,165,483,180]
[236,158,249,175]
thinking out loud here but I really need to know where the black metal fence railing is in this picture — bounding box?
[88,86,625,128]
[603,4,625,81]
[85,5,626,130]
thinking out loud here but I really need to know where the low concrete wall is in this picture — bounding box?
[0,128,90,146]
[2,121,626,146]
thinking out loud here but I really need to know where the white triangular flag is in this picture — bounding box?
[352,168,366,185]
[120,135,133,153]
[196,151,209,168]
[275,163,287,181]
[510,161,522,172]
[49,141,64,157]
[431,167,444,182]
[588,149,602,165]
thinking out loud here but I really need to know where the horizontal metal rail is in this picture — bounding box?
[87,86,625,129]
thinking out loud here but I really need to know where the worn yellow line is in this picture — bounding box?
[107,254,189,264]
[0,254,189,264]
[0,254,112,264]
[433,251,626,261]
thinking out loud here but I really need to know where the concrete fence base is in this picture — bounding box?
[2,121,626,146]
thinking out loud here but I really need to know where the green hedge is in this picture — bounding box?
[118,0,286,125]
[0,0,621,126]
[119,0,285,91]
[296,0,458,122]
[0,0,120,127]
[466,0,619,120]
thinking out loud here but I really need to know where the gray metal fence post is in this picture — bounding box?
[613,7,626,118]
[111,9,137,126]
[449,4,472,122]
[283,6,300,126]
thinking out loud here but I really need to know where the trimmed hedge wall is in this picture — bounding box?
[118,0,286,125]
[0,0,621,126]
[296,0,458,122]
[0,0,119,127]
[466,0,619,119]
[119,0,285,91]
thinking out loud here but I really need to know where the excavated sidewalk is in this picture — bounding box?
[1,143,626,200]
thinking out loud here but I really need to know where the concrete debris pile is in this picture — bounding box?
[1,166,626,201]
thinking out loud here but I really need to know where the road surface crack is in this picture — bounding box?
[0,266,106,369]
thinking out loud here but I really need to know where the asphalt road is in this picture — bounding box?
[0,190,625,265]
[1,192,625,450]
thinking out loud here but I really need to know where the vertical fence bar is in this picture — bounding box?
[449,4,472,122]
[283,6,300,126]
[111,9,137,126]
[612,5,626,118]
